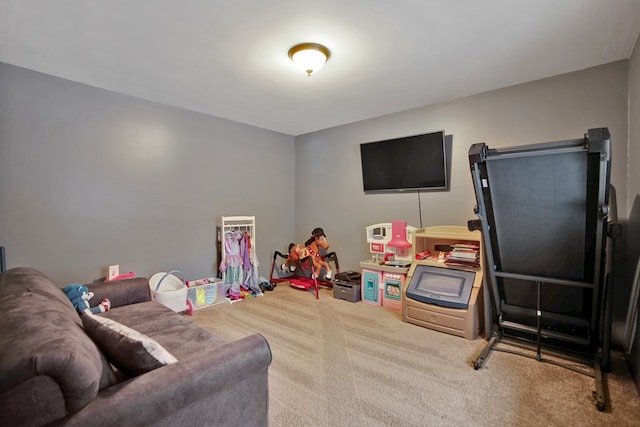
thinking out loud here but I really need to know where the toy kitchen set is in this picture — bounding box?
[359,220,417,311]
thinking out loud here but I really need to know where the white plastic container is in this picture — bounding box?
[149,271,188,312]
[186,277,226,310]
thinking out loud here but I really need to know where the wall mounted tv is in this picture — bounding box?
[359,130,447,193]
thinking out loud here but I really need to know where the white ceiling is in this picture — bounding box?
[1,1,639,136]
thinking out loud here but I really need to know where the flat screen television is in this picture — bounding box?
[360,130,447,193]
[405,265,476,309]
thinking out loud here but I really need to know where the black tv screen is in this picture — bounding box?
[405,265,476,309]
[360,130,447,193]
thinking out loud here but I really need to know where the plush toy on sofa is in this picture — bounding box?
[63,284,111,315]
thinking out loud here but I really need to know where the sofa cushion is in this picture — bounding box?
[82,312,178,375]
[87,277,151,308]
[0,267,117,414]
[101,300,227,359]
[0,375,66,427]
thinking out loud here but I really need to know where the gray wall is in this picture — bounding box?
[295,61,629,272]
[0,62,296,284]
[627,35,640,383]
[1,59,637,353]
[295,60,633,347]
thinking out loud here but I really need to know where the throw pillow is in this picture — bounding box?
[82,313,177,375]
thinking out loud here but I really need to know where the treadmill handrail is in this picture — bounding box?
[494,271,595,289]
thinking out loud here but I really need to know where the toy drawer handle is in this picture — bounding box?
[155,270,186,291]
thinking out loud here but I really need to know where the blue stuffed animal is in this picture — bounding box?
[63,284,111,315]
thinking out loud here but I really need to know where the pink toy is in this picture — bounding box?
[387,220,412,248]
[106,272,135,281]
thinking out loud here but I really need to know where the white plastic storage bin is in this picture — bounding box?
[186,277,226,309]
[149,271,188,312]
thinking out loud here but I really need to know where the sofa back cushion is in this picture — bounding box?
[87,277,151,308]
[0,267,117,415]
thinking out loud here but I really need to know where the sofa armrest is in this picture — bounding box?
[86,277,151,309]
[62,333,272,426]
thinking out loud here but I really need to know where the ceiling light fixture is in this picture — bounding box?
[288,43,331,76]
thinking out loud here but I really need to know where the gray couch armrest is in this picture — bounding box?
[86,277,151,309]
[62,333,272,426]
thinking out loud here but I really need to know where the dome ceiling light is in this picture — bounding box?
[288,43,331,76]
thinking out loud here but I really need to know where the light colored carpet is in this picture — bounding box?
[191,285,640,426]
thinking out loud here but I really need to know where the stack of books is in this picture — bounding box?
[445,243,480,267]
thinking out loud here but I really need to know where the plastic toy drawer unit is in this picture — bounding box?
[333,281,361,303]
[186,277,225,310]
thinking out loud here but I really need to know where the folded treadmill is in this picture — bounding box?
[468,128,615,411]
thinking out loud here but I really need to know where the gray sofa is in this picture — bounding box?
[0,267,272,426]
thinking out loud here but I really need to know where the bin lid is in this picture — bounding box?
[150,272,184,292]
